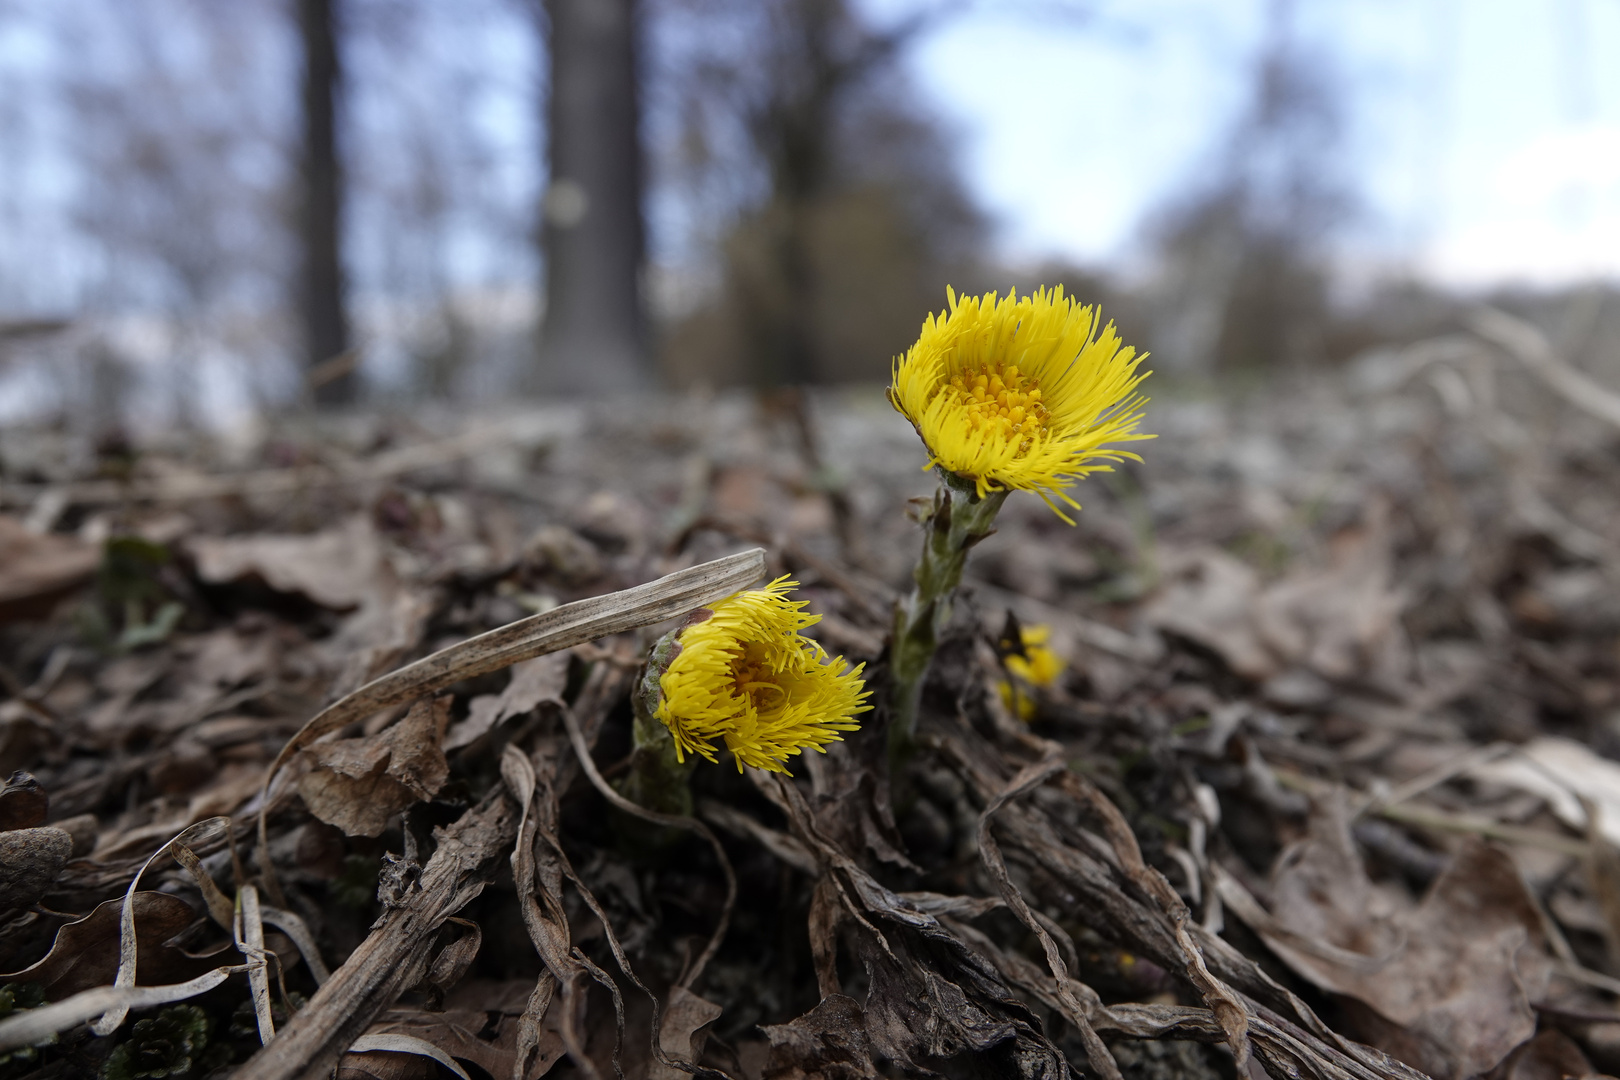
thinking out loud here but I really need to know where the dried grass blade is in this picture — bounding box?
[91,816,231,1036]
[171,841,235,933]
[257,548,766,886]
[236,884,275,1044]
[499,745,598,1080]
[258,905,331,985]
[0,966,247,1052]
[348,1033,474,1080]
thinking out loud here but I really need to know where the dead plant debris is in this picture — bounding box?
[2,326,1620,1079]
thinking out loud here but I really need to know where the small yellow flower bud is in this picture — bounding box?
[650,577,870,774]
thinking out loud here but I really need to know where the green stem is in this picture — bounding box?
[889,471,1008,761]
[622,672,696,817]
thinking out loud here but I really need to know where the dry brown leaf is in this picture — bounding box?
[346,1034,472,1080]
[1496,1029,1599,1080]
[368,1007,563,1080]
[1142,547,1275,679]
[446,652,569,751]
[0,771,49,831]
[299,695,452,837]
[760,994,877,1080]
[648,986,723,1080]
[321,587,438,701]
[188,514,382,610]
[1,892,209,998]
[179,627,283,689]
[1472,738,1620,847]
[1145,516,1408,687]
[1252,511,1409,685]
[335,1048,444,1080]
[421,919,481,999]
[0,515,98,623]
[1250,796,1553,1077]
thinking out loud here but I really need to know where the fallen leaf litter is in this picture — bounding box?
[0,309,1619,1077]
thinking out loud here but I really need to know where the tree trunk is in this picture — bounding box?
[539,0,650,393]
[298,0,353,406]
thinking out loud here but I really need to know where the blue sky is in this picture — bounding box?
[887,0,1620,286]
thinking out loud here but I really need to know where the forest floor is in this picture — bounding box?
[3,312,1620,1080]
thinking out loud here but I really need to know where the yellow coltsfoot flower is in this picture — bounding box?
[888,285,1153,522]
[998,624,1066,720]
[650,577,870,774]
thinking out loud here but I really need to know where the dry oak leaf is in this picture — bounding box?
[298,696,451,837]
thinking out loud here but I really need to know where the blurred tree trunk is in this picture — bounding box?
[737,0,919,386]
[539,0,651,393]
[299,0,354,406]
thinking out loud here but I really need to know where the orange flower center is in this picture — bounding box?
[730,644,787,716]
[943,363,1051,454]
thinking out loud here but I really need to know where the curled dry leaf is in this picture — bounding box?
[335,1049,442,1080]
[649,986,723,1080]
[421,918,481,1000]
[366,1006,558,1080]
[761,994,876,1079]
[344,1034,473,1080]
[298,695,452,838]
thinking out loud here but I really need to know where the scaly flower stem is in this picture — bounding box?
[624,691,696,816]
[623,636,696,817]
[890,471,1008,760]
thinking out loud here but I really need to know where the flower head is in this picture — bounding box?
[998,623,1066,720]
[652,577,870,773]
[889,285,1152,522]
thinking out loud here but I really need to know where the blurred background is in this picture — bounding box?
[2,0,1619,432]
